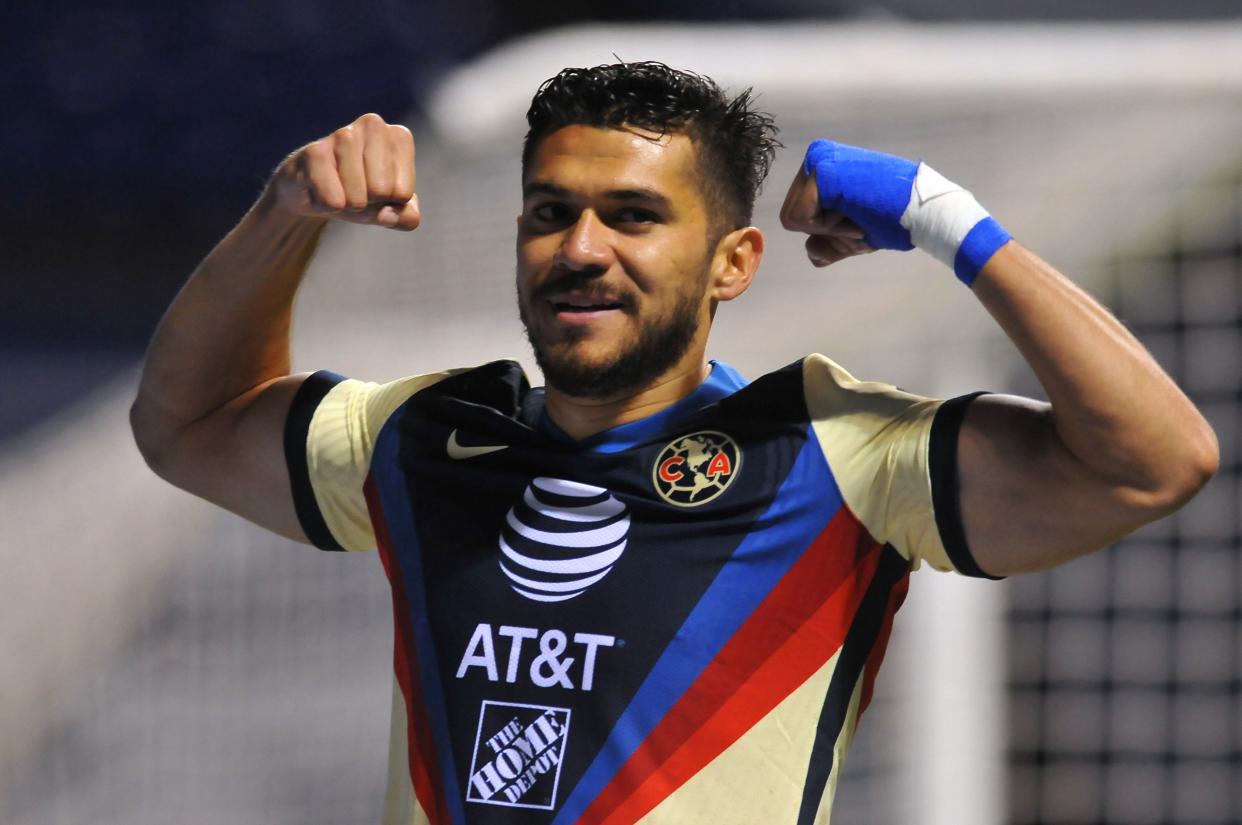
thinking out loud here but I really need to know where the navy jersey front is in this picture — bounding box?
[284,356,990,825]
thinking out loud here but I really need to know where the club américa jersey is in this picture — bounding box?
[283,354,995,825]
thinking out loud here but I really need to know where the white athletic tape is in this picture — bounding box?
[899,164,991,271]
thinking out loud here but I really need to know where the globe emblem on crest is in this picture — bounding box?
[652,430,741,507]
[499,478,630,603]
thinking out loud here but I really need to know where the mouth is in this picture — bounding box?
[550,298,627,314]
[544,290,631,324]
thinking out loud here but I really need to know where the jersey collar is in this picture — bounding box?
[537,360,749,453]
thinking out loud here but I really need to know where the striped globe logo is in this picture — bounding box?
[499,477,630,603]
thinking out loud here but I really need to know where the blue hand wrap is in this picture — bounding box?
[802,139,1012,286]
[803,139,916,252]
[954,217,1012,285]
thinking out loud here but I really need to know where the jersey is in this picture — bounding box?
[283,354,995,825]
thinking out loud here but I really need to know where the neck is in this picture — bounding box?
[544,358,712,441]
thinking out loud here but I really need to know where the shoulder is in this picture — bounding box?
[795,353,995,577]
[721,354,936,425]
[284,361,520,554]
[295,359,531,434]
[403,359,533,411]
[799,353,938,420]
[289,369,455,446]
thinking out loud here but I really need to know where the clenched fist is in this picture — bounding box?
[779,155,872,269]
[782,140,1012,284]
[271,113,420,231]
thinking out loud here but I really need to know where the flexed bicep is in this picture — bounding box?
[955,393,1194,577]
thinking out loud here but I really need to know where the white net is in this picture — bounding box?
[1006,164,1242,825]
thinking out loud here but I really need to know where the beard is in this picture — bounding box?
[518,275,704,400]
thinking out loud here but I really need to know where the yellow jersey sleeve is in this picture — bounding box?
[284,370,452,552]
[802,354,997,578]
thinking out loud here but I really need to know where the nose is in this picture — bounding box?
[555,209,614,273]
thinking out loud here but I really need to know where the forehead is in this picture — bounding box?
[525,125,702,198]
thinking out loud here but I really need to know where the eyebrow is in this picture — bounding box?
[522,181,671,209]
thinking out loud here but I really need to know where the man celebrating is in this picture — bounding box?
[131,63,1217,824]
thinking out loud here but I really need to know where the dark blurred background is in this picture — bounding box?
[3,0,1240,441]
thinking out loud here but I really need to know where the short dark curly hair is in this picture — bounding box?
[522,62,780,236]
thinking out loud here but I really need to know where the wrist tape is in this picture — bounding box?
[804,140,1012,285]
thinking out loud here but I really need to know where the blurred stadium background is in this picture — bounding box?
[1,3,1239,824]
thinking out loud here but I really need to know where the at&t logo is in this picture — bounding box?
[652,430,741,507]
[499,477,630,603]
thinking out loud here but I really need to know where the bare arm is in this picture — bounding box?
[780,150,1218,576]
[956,243,1218,574]
[130,113,419,541]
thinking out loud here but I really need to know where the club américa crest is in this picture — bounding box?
[652,430,741,507]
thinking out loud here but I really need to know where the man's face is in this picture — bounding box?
[516,124,717,399]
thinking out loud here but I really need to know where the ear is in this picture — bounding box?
[709,226,764,302]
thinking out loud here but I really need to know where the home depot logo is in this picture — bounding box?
[466,701,571,810]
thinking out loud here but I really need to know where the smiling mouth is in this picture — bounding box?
[551,300,626,313]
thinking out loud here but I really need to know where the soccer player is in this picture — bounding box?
[131,63,1217,824]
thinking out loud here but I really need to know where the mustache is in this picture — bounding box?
[531,268,636,308]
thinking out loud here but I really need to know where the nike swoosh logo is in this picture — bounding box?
[446,429,508,460]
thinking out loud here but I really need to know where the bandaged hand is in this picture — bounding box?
[780,140,1012,285]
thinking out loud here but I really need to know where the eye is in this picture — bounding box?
[521,205,573,229]
[519,201,575,235]
[530,202,570,224]
[614,207,660,225]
